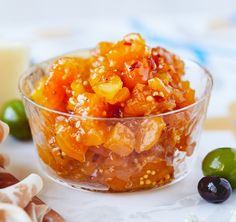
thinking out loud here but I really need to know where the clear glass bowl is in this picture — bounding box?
[19,50,213,192]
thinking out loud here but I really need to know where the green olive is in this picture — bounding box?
[0,99,32,140]
[202,147,236,188]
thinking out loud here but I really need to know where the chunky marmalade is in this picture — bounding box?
[32,33,196,192]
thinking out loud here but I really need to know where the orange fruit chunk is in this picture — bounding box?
[104,123,135,156]
[68,92,108,117]
[124,84,157,117]
[92,75,123,101]
[106,33,147,69]
[44,57,89,110]
[81,120,108,146]
[31,76,48,106]
[136,117,166,153]
[55,117,88,162]
[107,87,130,105]
[106,177,128,192]
[148,77,171,97]
[130,161,174,190]
[70,80,86,97]
[96,42,114,55]
[122,58,151,90]
[181,81,196,107]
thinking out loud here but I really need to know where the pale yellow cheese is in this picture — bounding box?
[0,42,29,106]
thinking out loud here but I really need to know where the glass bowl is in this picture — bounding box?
[19,50,213,192]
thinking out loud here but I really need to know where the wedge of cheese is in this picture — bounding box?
[0,42,29,106]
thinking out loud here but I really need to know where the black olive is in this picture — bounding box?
[198,176,232,203]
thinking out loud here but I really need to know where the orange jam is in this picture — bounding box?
[32,33,196,192]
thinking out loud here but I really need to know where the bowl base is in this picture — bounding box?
[38,159,191,193]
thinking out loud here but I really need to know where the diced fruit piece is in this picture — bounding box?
[55,117,88,162]
[96,42,114,55]
[89,56,110,87]
[136,117,166,153]
[83,128,105,146]
[172,89,185,106]
[151,47,185,82]
[92,75,123,101]
[124,84,157,117]
[157,72,172,85]
[106,177,128,192]
[37,144,75,175]
[71,80,85,97]
[107,87,130,105]
[81,120,108,146]
[106,33,146,69]
[182,88,195,107]
[104,123,135,156]
[44,57,89,110]
[68,92,108,117]
[48,57,80,85]
[130,161,174,190]
[173,81,195,108]
[198,176,232,203]
[124,33,145,44]
[148,77,171,97]
[31,76,48,106]
[122,58,151,90]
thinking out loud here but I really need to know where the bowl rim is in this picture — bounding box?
[19,50,213,121]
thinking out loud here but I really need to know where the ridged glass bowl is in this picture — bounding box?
[19,50,213,192]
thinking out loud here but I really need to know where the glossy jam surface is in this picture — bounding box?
[31,33,197,192]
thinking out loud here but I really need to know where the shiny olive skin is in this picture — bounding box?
[0,99,32,140]
[202,147,236,188]
[198,176,232,203]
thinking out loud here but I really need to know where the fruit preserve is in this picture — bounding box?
[20,33,213,192]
